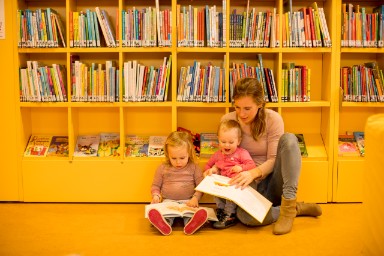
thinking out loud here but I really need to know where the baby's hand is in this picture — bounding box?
[231,165,243,173]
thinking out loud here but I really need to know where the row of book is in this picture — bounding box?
[229,8,279,48]
[70,57,119,102]
[283,3,331,48]
[121,5,170,47]
[177,3,226,48]
[19,61,67,102]
[341,4,384,48]
[281,63,311,102]
[24,134,165,158]
[177,62,225,103]
[340,62,384,102]
[229,54,277,103]
[230,64,277,102]
[123,56,171,102]
[24,131,310,158]
[17,8,66,48]
[338,132,365,157]
[17,1,336,50]
[69,7,117,48]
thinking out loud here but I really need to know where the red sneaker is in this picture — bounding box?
[184,209,208,235]
[148,208,172,235]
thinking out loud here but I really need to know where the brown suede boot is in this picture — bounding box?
[296,202,322,217]
[273,196,297,235]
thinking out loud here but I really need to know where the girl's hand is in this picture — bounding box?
[229,168,261,189]
[186,196,199,208]
[204,166,218,177]
[151,194,162,204]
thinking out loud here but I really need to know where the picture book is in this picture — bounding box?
[97,133,120,157]
[294,134,308,157]
[125,135,149,157]
[199,133,219,158]
[24,135,52,157]
[195,174,272,223]
[47,136,69,157]
[338,134,360,157]
[74,134,100,157]
[148,136,167,157]
[353,131,365,157]
[144,201,218,222]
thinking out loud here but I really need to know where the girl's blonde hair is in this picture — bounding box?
[164,131,197,166]
[232,77,266,140]
[218,119,242,140]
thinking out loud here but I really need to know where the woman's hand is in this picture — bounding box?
[229,168,262,189]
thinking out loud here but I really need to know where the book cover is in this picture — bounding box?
[74,134,100,157]
[125,135,150,157]
[144,201,218,222]
[148,136,167,157]
[47,135,69,157]
[195,174,272,223]
[338,134,360,157]
[294,133,308,157]
[199,133,219,158]
[353,131,365,157]
[24,135,52,157]
[97,132,120,157]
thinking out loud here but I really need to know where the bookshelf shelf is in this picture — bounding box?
[6,0,378,203]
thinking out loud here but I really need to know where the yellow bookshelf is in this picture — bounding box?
[333,0,384,202]
[5,0,366,203]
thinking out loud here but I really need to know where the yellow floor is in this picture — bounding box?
[0,203,363,256]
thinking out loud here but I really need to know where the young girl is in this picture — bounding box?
[148,131,208,235]
[204,119,256,229]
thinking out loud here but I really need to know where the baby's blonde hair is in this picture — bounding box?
[164,131,197,166]
[218,119,242,140]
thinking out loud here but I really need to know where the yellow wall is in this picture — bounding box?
[0,0,20,200]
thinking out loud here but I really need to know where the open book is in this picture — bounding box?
[145,201,218,221]
[195,174,272,223]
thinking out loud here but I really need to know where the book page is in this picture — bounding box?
[195,174,272,223]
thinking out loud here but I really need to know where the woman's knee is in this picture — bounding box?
[279,133,299,150]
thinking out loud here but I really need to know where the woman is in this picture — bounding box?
[205,77,322,235]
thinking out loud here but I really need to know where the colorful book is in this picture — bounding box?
[24,135,52,157]
[338,134,360,157]
[148,135,167,157]
[47,135,69,157]
[353,131,365,157]
[125,135,150,157]
[294,134,308,157]
[97,133,120,157]
[199,132,219,158]
[74,134,100,157]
